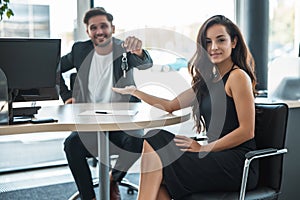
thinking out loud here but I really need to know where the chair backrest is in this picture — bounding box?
[254,103,288,191]
[70,72,77,90]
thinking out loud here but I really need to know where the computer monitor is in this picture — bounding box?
[271,77,300,100]
[0,38,61,123]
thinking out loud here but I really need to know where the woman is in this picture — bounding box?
[113,15,258,200]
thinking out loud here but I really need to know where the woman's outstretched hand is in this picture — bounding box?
[112,85,137,95]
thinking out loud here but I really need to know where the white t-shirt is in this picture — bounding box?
[88,51,113,103]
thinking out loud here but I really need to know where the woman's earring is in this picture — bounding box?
[212,66,218,79]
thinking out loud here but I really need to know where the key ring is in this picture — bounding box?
[122,52,128,65]
[121,50,129,78]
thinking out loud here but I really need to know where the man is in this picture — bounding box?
[59,7,153,200]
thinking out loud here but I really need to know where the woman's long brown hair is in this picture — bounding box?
[188,15,257,133]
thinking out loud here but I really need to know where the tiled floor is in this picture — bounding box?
[0,165,74,193]
[0,164,140,200]
[0,158,140,193]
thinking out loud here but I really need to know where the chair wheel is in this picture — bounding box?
[127,188,134,194]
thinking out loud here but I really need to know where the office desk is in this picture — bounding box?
[0,102,191,200]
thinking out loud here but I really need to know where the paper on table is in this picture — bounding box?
[79,109,138,116]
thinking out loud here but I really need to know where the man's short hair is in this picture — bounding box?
[83,7,113,25]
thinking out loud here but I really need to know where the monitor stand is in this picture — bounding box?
[7,89,56,125]
[8,100,41,125]
[7,89,42,125]
[12,106,41,117]
[9,106,42,125]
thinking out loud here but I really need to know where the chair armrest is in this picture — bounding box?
[245,148,277,159]
[245,148,288,160]
[239,148,288,200]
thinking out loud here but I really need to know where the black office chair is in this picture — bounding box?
[182,103,289,200]
[68,73,138,200]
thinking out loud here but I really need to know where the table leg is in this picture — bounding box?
[97,131,110,200]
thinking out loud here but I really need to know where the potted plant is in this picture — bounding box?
[0,0,14,21]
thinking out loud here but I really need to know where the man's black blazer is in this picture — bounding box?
[59,37,153,103]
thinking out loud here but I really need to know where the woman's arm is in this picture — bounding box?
[112,86,195,113]
[202,69,255,152]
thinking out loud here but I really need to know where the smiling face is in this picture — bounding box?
[206,24,236,66]
[86,15,115,48]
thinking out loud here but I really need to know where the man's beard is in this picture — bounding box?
[95,36,112,48]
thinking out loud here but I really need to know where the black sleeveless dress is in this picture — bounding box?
[143,68,259,199]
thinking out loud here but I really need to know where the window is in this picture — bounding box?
[0,0,76,55]
[268,0,300,100]
[94,0,235,42]
[269,0,299,61]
